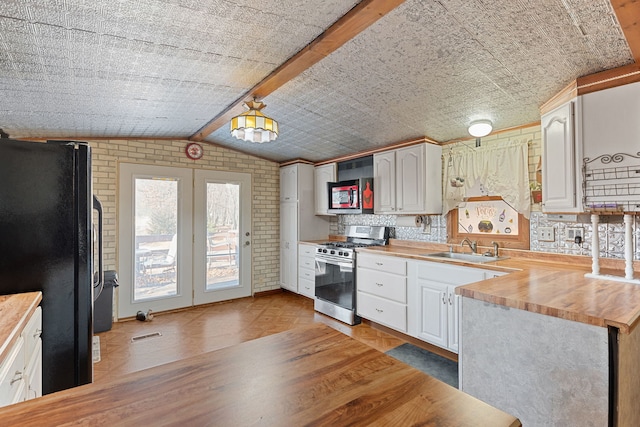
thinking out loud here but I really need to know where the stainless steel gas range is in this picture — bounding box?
[314,225,389,325]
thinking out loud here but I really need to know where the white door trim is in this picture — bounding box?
[118,163,193,318]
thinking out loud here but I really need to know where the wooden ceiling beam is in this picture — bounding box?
[189,0,406,142]
[610,0,640,62]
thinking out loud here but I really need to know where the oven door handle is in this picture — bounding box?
[338,262,353,271]
[316,258,353,270]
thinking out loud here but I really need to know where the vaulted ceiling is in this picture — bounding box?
[1,0,638,163]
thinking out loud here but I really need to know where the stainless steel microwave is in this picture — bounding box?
[327,178,374,214]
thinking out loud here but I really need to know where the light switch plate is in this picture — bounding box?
[538,227,555,242]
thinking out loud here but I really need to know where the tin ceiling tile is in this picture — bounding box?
[0,0,634,161]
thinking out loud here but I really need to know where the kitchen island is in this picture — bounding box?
[0,323,520,426]
[457,268,640,427]
[357,241,640,426]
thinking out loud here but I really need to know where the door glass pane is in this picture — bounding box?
[134,178,178,300]
[206,182,239,291]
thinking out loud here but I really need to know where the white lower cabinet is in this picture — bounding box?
[297,243,316,299]
[0,336,26,406]
[23,306,42,400]
[0,306,42,407]
[356,253,408,332]
[408,261,507,354]
[356,253,510,354]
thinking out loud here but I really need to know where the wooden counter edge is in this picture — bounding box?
[0,292,42,362]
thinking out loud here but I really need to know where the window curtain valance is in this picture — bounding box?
[442,139,531,219]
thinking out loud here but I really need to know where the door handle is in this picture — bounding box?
[92,195,104,300]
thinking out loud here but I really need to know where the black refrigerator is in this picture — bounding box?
[0,138,100,394]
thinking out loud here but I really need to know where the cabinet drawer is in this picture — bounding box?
[357,253,406,275]
[357,268,406,303]
[298,244,316,258]
[0,336,25,407]
[22,306,42,362]
[298,276,315,299]
[298,255,315,270]
[298,266,315,283]
[357,292,407,332]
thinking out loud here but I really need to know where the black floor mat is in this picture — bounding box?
[386,343,458,388]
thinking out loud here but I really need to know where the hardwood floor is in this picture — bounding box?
[93,291,406,383]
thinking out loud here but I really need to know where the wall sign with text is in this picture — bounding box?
[457,199,519,236]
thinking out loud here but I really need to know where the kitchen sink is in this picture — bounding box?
[420,251,508,264]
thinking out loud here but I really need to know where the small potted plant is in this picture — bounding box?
[530,181,542,203]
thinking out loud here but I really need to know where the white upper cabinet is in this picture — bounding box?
[581,81,640,212]
[541,81,640,214]
[373,143,442,214]
[581,81,640,160]
[314,163,336,215]
[280,165,298,202]
[373,151,396,213]
[541,100,582,212]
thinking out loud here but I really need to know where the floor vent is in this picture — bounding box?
[131,332,162,342]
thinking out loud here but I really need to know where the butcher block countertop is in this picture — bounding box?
[357,241,640,334]
[0,323,521,427]
[0,292,42,362]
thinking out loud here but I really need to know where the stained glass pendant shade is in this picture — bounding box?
[230,99,279,143]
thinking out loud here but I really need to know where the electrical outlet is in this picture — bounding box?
[538,227,555,242]
[566,227,584,241]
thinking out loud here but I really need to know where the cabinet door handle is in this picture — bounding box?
[448,294,453,305]
[375,262,383,266]
[376,308,384,313]
[34,328,42,338]
[10,370,23,385]
[376,282,383,287]
[442,293,447,304]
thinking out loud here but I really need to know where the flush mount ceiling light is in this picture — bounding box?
[468,120,493,138]
[230,99,279,143]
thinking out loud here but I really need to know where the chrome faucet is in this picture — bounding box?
[460,238,477,254]
[492,241,499,257]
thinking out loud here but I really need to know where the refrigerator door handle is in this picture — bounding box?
[93,195,104,300]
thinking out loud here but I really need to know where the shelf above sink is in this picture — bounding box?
[420,252,508,264]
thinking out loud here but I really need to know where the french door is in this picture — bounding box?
[193,170,251,305]
[118,164,251,318]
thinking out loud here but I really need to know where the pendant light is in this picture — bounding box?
[230,99,279,143]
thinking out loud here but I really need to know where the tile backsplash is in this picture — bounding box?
[336,214,448,242]
[530,212,640,260]
[334,212,639,261]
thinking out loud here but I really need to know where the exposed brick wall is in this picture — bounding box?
[89,139,281,300]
